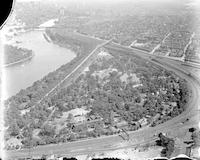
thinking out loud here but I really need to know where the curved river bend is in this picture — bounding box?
[4,30,76,99]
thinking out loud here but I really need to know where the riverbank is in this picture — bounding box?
[4,28,191,154]
[4,29,102,148]
[3,45,34,67]
[5,29,101,103]
[3,52,34,67]
[45,28,103,56]
[5,28,101,100]
[4,29,76,99]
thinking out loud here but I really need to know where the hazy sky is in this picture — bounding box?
[16,0,132,2]
[15,0,198,4]
[16,0,166,3]
[15,0,200,10]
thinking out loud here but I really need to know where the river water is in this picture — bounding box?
[3,26,76,99]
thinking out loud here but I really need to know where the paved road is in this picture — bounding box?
[33,40,109,107]
[5,42,200,159]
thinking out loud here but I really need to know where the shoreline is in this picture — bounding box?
[3,52,34,67]
[4,30,193,155]
[3,28,50,68]
[45,29,80,56]
[4,29,77,99]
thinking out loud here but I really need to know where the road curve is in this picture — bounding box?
[5,43,200,159]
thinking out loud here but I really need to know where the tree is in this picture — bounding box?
[67,133,76,141]
[8,120,20,137]
[156,133,175,158]
[67,113,75,123]
[40,124,55,137]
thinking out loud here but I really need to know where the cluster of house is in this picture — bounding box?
[131,32,164,52]
[154,31,192,57]
[6,99,179,150]
[51,107,104,135]
[185,32,200,63]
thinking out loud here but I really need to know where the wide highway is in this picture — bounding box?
[5,42,200,159]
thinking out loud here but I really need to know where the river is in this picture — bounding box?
[3,21,76,99]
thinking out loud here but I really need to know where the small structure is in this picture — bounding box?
[116,120,128,128]
[152,113,161,122]
[31,155,44,160]
[46,154,57,160]
[74,115,87,123]
[55,108,90,124]
[138,117,148,127]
